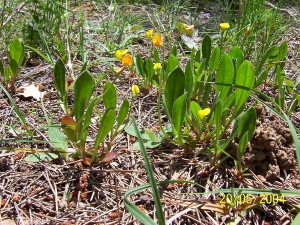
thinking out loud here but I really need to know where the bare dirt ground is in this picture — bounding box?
[0,1,300,224]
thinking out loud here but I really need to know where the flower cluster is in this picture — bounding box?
[146,29,163,47]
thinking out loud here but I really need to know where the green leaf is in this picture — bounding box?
[154,48,160,63]
[94,108,116,150]
[172,93,187,142]
[209,47,220,73]
[202,35,211,69]
[48,127,68,153]
[164,66,185,117]
[116,99,129,129]
[136,55,145,77]
[54,58,66,99]
[145,129,158,142]
[103,82,117,109]
[144,59,154,82]
[216,53,234,101]
[8,59,18,78]
[190,101,201,122]
[255,45,277,82]
[236,107,257,140]
[166,54,179,75]
[229,46,244,71]
[185,61,193,102]
[170,45,177,57]
[292,212,300,225]
[125,125,138,137]
[237,132,249,164]
[73,71,95,122]
[9,38,24,67]
[81,98,99,146]
[234,61,254,114]
[129,116,165,225]
[24,153,58,162]
[278,41,288,69]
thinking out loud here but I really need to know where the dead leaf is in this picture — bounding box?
[17,82,45,100]
[102,152,118,162]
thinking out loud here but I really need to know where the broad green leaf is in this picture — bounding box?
[48,127,68,153]
[291,212,300,225]
[209,47,220,73]
[172,93,187,142]
[202,35,211,69]
[254,45,277,77]
[278,41,288,70]
[145,129,157,142]
[61,115,76,143]
[81,98,99,146]
[24,153,58,163]
[9,38,24,67]
[144,59,154,81]
[54,58,66,99]
[234,61,254,114]
[8,59,18,78]
[190,101,201,121]
[73,71,95,122]
[164,66,185,117]
[216,53,234,101]
[170,45,177,57]
[116,99,129,129]
[154,48,160,63]
[236,107,256,140]
[94,108,116,150]
[229,46,244,71]
[166,54,179,75]
[185,60,193,102]
[136,55,145,77]
[125,125,138,137]
[237,132,249,163]
[255,69,269,87]
[103,82,117,109]
[202,73,212,109]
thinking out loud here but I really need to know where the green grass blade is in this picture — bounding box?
[0,84,31,135]
[129,116,165,225]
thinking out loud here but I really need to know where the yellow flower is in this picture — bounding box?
[153,63,162,70]
[176,22,194,36]
[152,33,163,47]
[131,85,140,95]
[146,29,154,38]
[115,49,129,60]
[220,23,230,31]
[121,53,133,67]
[197,108,210,120]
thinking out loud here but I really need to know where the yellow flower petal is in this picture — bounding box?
[220,23,230,31]
[121,53,133,67]
[153,63,162,70]
[152,33,163,47]
[146,29,154,38]
[115,49,129,60]
[197,108,211,120]
[131,85,140,95]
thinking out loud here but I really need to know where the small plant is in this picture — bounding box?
[0,38,24,93]
[53,59,130,165]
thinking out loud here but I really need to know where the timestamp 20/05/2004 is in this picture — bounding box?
[219,193,286,205]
